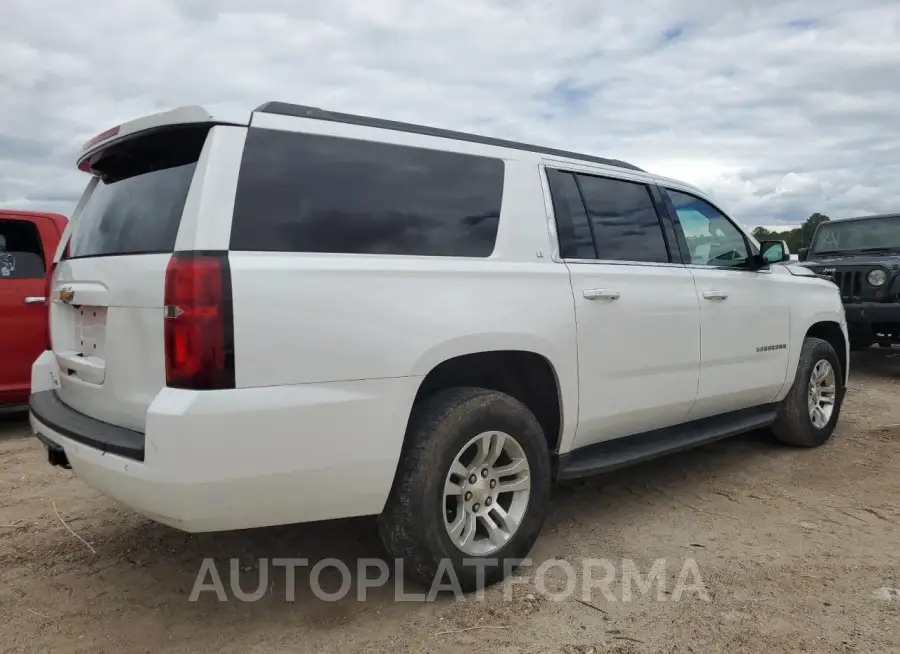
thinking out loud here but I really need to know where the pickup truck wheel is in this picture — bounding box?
[772,337,843,447]
[377,387,551,592]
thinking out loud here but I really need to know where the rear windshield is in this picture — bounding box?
[66,126,208,259]
[230,128,504,257]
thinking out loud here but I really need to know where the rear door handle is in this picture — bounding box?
[702,290,728,301]
[24,296,47,304]
[584,289,620,301]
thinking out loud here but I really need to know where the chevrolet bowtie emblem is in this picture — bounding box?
[57,286,75,304]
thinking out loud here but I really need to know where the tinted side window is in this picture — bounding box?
[0,219,45,279]
[575,174,670,263]
[666,189,749,267]
[546,169,595,259]
[231,129,504,257]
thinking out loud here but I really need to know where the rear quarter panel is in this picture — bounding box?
[226,159,581,452]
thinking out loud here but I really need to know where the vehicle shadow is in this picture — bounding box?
[0,409,30,441]
[13,355,886,647]
[22,428,781,637]
[850,345,900,380]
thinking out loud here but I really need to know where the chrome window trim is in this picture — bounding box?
[561,258,774,274]
[562,258,686,269]
[541,163,677,267]
[537,164,563,263]
[540,162,768,272]
[686,263,773,275]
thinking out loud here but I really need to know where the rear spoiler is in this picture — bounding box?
[77,105,251,172]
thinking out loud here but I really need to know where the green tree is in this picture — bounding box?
[799,213,830,248]
[751,214,830,253]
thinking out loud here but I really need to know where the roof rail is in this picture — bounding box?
[254,101,644,173]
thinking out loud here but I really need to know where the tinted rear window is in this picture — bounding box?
[0,219,45,278]
[230,129,504,257]
[67,126,207,259]
[546,169,595,259]
[575,174,670,263]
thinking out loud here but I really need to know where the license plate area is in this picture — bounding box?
[54,305,108,385]
[74,305,107,357]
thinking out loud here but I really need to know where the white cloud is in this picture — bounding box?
[1,0,899,227]
[775,172,823,197]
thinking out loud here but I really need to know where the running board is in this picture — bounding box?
[556,405,777,481]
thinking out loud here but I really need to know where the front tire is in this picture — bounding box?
[772,337,844,447]
[378,387,552,592]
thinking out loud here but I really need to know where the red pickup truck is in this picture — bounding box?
[0,209,68,412]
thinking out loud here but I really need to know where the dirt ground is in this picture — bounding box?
[2,350,899,653]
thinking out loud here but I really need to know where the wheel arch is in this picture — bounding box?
[407,347,569,455]
[805,320,849,387]
[775,309,848,404]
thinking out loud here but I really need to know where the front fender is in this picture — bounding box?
[775,295,848,402]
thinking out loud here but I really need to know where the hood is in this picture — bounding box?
[784,263,822,278]
[802,252,900,269]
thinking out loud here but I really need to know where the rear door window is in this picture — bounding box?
[0,219,45,278]
[548,169,671,264]
[546,169,595,259]
[576,174,671,264]
[230,129,504,257]
[66,127,207,259]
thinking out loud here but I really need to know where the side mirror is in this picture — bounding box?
[759,240,791,264]
[798,247,809,262]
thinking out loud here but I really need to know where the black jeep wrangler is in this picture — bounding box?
[799,212,900,350]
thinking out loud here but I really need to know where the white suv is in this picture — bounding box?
[30,102,848,590]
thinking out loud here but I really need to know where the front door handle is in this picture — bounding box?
[24,296,47,304]
[702,290,728,301]
[584,289,620,301]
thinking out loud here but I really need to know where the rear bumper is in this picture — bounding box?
[30,391,145,461]
[843,303,900,325]
[29,364,421,533]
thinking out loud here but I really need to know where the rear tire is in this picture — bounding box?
[772,337,843,447]
[378,387,552,592]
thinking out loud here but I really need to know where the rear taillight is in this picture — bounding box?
[79,125,121,172]
[81,125,120,152]
[164,252,235,390]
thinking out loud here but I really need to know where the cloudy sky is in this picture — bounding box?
[1,0,898,230]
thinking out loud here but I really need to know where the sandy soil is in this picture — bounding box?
[1,349,899,653]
